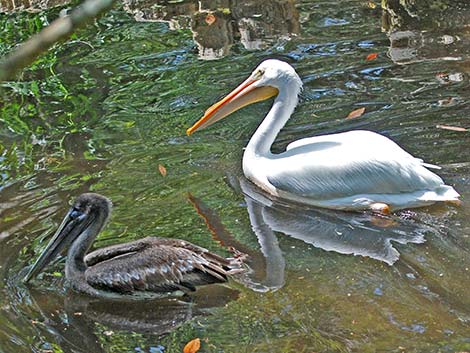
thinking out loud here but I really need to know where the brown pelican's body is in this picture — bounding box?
[24,193,242,298]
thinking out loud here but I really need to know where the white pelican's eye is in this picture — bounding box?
[254,69,265,79]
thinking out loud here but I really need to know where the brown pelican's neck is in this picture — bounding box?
[244,82,299,160]
[65,209,108,281]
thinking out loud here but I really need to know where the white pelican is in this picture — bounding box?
[187,59,460,212]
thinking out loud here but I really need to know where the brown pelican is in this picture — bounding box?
[23,193,243,297]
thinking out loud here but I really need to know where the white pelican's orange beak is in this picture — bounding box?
[186,76,278,135]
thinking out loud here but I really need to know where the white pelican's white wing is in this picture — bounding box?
[265,131,455,207]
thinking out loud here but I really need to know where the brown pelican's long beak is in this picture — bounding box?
[186,77,278,135]
[23,210,85,283]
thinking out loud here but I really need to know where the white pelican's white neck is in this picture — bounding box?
[244,82,299,159]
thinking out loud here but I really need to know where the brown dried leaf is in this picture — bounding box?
[346,107,365,119]
[205,14,216,25]
[436,124,468,132]
[366,53,378,61]
[183,338,201,353]
[158,164,167,177]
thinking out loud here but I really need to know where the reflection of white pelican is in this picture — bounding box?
[232,176,431,266]
[187,60,460,212]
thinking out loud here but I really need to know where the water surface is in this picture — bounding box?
[1,0,469,352]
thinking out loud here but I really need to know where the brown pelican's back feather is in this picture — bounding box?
[85,238,151,267]
[84,237,238,294]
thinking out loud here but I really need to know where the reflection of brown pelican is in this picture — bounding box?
[23,285,239,352]
[24,193,243,297]
[230,175,432,266]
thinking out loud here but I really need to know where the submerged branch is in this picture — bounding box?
[0,0,114,82]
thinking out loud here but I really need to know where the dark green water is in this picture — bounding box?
[1,0,469,352]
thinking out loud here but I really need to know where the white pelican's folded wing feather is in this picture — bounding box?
[265,131,456,209]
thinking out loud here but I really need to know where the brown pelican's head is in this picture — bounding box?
[23,193,112,283]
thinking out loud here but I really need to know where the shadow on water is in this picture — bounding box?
[1,0,470,351]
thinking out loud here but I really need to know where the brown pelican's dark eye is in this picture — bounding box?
[69,208,82,219]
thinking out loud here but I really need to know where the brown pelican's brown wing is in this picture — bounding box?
[141,237,237,267]
[84,244,231,294]
[85,237,230,267]
[84,238,159,267]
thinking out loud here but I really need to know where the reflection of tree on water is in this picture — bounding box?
[381,0,470,65]
[231,0,300,50]
[1,0,299,60]
[191,8,233,59]
[124,0,299,60]
[382,0,469,32]
[0,0,68,12]
[123,0,197,28]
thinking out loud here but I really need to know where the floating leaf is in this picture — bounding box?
[183,338,201,353]
[367,1,376,9]
[437,97,458,107]
[205,14,216,25]
[346,107,365,119]
[436,125,468,132]
[158,164,167,177]
[366,53,378,60]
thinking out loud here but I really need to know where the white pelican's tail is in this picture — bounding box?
[419,185,460,202]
